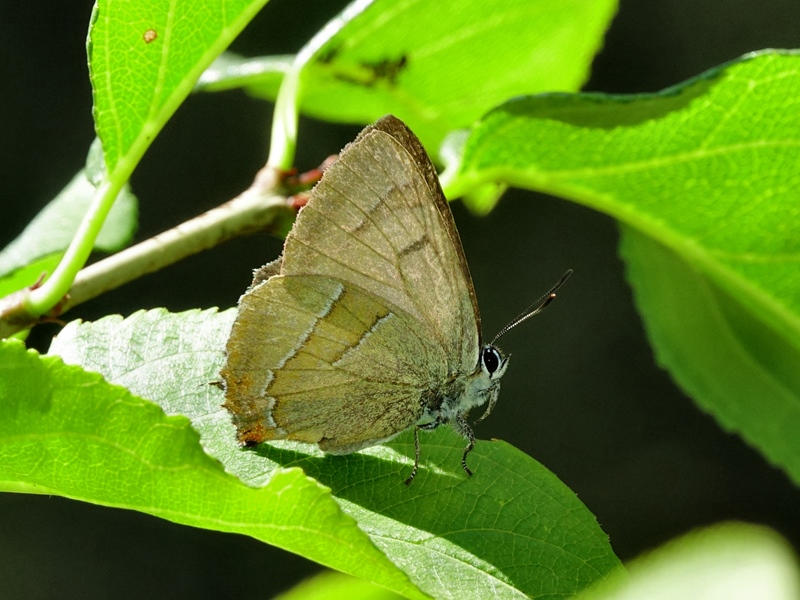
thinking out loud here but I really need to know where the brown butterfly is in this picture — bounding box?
[221,115,570,484]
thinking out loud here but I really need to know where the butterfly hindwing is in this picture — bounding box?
[222,273,448,450]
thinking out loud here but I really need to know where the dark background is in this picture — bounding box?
[2,0,800,597]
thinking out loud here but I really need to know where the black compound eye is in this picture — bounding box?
[482,346,501,375]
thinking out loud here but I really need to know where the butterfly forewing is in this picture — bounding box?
[282,117,480,370]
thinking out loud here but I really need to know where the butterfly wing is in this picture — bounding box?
[282,115,481,371]
[222,273,447,451]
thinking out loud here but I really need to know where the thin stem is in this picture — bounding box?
[266,0,375,171]
[268,65,301,171]
[27,177,125,314]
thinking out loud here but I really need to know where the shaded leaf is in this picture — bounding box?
[0,171,137,289]
[620,229,800,483]
[0,255,61,301]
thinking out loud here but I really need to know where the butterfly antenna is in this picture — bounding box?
[491,270,573,344]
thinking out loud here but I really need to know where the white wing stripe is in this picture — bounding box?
[274,281,345,370]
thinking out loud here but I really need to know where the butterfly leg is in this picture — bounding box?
[404,417,444,485]
[474,388,499,424]
[454,414,476,477]
[404,426,422,486]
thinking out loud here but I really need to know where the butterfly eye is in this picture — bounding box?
[482,346,502,376]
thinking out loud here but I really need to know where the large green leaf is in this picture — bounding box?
[0,337,424,600]
[37,309,621,599]
[88,0,271,176]
[448,50,800,483]
[200,0,618,149]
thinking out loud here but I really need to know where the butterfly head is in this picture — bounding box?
[450,343,507,428]
[480,344,509,381]
[457,344,508,414]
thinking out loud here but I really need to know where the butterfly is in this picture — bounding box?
[221,115,570,484]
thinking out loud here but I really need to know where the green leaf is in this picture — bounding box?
[274,571,406,600]
[88,0,271,176]
[22,0,271,317]
[0,171,137,291]
[578,523,800,600]
[449,50,800,481]
[0,256,61,302]
[0,337,424,600]
[620,229,800,483]
[45,309,621,599]
[206,0,618,149]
